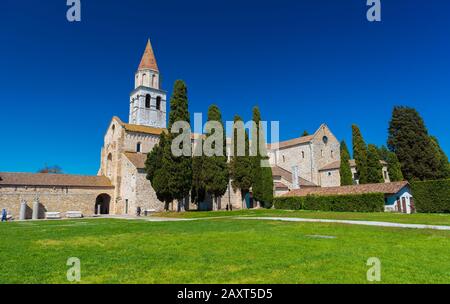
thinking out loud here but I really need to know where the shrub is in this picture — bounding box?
[273,197,305,210]
[274,193,385,212]
[411,179,450,213]
[303,193,385,212]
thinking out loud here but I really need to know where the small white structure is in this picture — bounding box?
[66,211,83,218]
[45,212,61,219]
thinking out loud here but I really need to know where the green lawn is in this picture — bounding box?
[154,209,450,226]
[0,218,449,284]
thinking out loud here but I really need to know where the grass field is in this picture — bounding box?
[153,209,450,226]
[1,217,449,284]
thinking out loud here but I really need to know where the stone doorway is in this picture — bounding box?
[95,194,111,215]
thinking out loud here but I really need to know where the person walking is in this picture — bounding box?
[1,209,7,222]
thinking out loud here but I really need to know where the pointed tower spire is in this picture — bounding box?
[138,39,159,72]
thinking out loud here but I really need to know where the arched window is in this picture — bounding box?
[156,96,162,110]
[137,142,141,153]
[111,124,115,135]
[142,73,147,86]
[331,150,334,158]
[145,94,151,108]
[301,151,305,159]
[152,74,156,87]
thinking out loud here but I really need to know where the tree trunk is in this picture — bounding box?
[177,198,186,212]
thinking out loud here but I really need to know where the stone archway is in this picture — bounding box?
[95,194,111,215]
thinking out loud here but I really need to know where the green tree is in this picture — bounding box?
[339,140,353,186]
[430,136,450,179]
[366,144,384,183]
[386,151,404,182]
[388,106,442,180]
[229,115,253,209]
[251,106,274,208]
[352,125,369,184]
[302,130,309,137]
[377,145,390,162]
[202,105,229,210]
[191,135,206,208]
[145,132,174,210]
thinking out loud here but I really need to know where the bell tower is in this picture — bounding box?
[129,39,167,128]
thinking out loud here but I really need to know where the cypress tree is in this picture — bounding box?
[302,130,309,137]
[229,115,253,209]
[191,136,206,208]
[145,132,173,210]
[202,105,229,210]
[388,106,442,180]
[166,80,192,211]
[377,145,390,162]
[366,144,384,183]
[352,125,369,184]
[430,136,450,179]
[387,151,404,182]
[339,140,353,186]
[251,106,273,208]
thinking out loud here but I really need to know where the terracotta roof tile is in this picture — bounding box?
[124,152,147,169]
[268,135,314,150]
[122,123,165,135]
[0,172,113,188]
[138,39,159,72]
[274,182,289,189]
[282,181,409,197]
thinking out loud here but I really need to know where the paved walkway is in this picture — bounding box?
[232,217,450,231]
[106,214,450,231]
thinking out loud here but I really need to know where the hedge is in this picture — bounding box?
[274,193,385,212]
[411,179,450,213]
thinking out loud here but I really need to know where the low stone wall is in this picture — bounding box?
[0,186,114,219]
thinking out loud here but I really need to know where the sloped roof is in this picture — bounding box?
[282,181,409,197]
[271,166,318,187]
[274,182,289,189]
[122,123,165,135]
[124,152,147,169]
[138,39,159,72]
[268,135,314,150]
[0,172,113,188]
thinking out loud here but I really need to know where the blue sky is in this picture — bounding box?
[1,0,449,175]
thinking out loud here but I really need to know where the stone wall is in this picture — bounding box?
[0,186,114,219]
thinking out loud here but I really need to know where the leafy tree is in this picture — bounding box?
[202,105,229,210]
[377,145,390,162]
[339,140,353,186]
[146,132,174,209]
[229,115,253,209]
[251,106,273,208]
[388,106,443,180]
[166,80,192,211]
[352,125,369,184]
[430,136,450,179]
[366,144,384,183]
[386,151,404,182]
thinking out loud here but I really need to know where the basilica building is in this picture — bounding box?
[0,39,390,218]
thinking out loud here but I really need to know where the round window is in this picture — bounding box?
[323,136,329,144]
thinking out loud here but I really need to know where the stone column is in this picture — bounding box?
[19,200,27,220]
[32,200,39,220]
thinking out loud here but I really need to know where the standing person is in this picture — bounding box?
[136,206,141,217]
[1,209,7,222]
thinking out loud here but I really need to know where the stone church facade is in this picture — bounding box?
[0,39,390,218]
